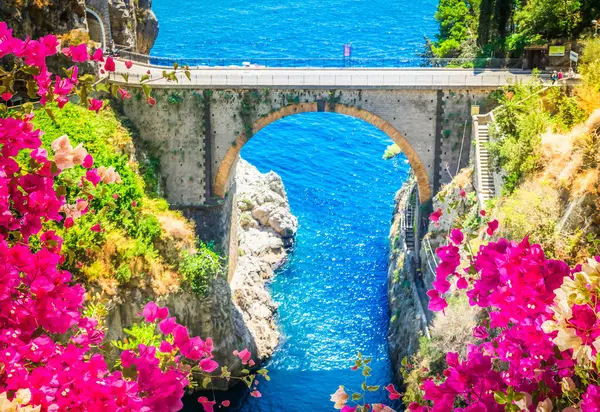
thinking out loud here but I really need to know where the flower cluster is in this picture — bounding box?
[0,22,264,411]
[407,215,599,410]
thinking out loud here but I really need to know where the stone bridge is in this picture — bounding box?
[111,61,533,250]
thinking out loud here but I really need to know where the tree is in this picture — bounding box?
[515,0,583,39]
[433,0,480,57]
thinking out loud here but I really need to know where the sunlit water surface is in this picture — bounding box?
[152,0,438,409]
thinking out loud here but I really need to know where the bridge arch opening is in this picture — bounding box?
[214,103,431,203]
[86,8,107,49]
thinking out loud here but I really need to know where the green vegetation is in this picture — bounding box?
[382,143,402,160]
[29,102,224,295]
[430,0,599,58]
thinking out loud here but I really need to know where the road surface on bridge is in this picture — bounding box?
[109,60,536,89]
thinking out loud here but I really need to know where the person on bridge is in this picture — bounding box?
[551,71,558,85]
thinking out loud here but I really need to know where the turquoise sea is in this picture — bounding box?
[151,1,438,410]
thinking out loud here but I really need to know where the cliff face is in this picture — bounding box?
[387,176,430,372]
[0,0,158,54]
[230,159,298,359]
[0,0,87,39]
[108,0,158,54]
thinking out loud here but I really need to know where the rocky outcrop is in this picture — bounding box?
[135,0,159,54]
[0,0,158,54]
[104,279,256,390]
[0,0,87,39]
[108,0,158,54]
[230,159,298,359]
[387,175,430,373]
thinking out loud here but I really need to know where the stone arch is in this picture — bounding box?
[213,103,432,203]
[86,8,108,49]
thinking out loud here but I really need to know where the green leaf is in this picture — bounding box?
[26,80,38,98]
[21,65,40,75]
[185,70,191,81]
[142,84,152,99]
[121,73,130,83]
[22,102,34,114]
[95,83,110,94]
[494,391,507,405]
[140,74,150,83]
[173,62,179,71]
[401,356,408,367]
[202,377,211,388]
[241,369,249,374]
[361,382,367,391]
[111,84,120,98]
[79,74,96,84]
[367,386,380,392]
[257,369,268,375]
[351,393,362,401]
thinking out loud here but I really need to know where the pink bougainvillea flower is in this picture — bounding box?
[64,217,74,228]
[385,384,402,400]
[85,169,101,186]
[148,96,156,105]
[341,407,358,412]
[429,208,442,227]
[125,60,133,69]
[142,301,169,323]
[69,43,88,62]
[88,98,103,113]
[486,219,499,236]
[159,340,173,353]
[104,55,116,71]
[459,188,466,198]
[97,165,122,184]
[83,153,93,168]
[480,209,486,216]
[426,289,448,312]
[456,276,468,289]
[1,91,13,101]
[249,390,261,398]
[198,396,216,412]
[199,358,219,373]
[91,47,104,62]
[448,228,464,245]
[159,316,178,335]
[221,400,231,407]
[330,386,349,409]
[90,223,101,232]
[372,405,397,412]
[118,88,131,100]
[472,326,489,339]
[236,348,251,364]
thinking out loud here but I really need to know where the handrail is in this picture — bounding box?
[116,50,524,69]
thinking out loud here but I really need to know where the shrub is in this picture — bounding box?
[179,242,224,295]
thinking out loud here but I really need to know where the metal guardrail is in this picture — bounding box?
[108,70,528,88]
[116,50,523,69]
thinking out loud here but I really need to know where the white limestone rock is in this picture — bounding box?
[230,158,298,359]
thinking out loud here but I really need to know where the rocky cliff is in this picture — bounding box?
[230,159,298,359]
[387,168,480,379]
[108,0,158,54]
[0,0,158,54]
[387,175,431,372]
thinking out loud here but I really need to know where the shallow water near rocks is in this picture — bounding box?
[153,0,437,409]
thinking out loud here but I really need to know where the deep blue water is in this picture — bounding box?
[152,0,438,410]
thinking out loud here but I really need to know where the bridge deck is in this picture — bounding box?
[110,60,535,89]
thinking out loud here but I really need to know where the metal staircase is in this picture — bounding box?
[400,185,417,251]
[473,114,496,206]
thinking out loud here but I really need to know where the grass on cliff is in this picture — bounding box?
[29,102,224,295]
